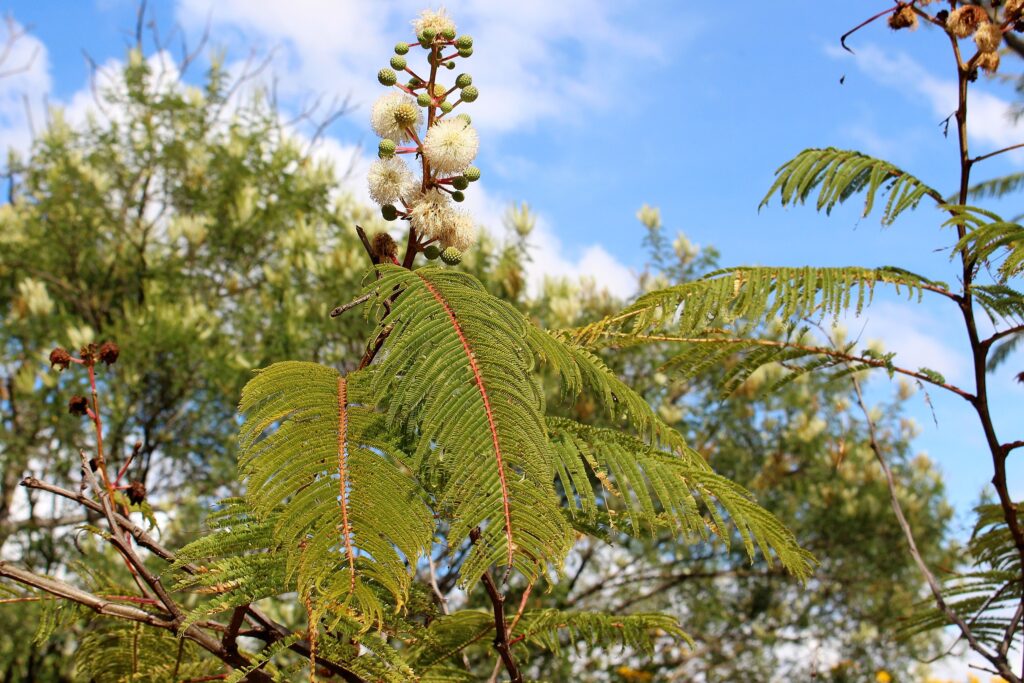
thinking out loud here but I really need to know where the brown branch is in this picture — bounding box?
[851,377,1019,682]
[604,331,975,401]
[0,561,275,683]
[470,528,522,683]
[971,142,1024,165]
[330,292,372,318]
[19,477,368,683]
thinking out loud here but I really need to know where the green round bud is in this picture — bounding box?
[390,55,407,70]
[416,92,432,108]
[441,27,456,40]
[451,191,465,202]
[458,47,474,58]
[441,246,462,265]
[439,100,454,114]
[463,166,481,182]
[451,175,469,190]
[424,245,441,260]
[455,35,474,49]
[407,77,422,89]
[459,85,478,102]
[421,28,436,41]
[418,34,431,48]
[455,73,472,88]
[444,60,456,70]
[378,139,397,158]
[394,42,410,55]
[377,68,397,86]
[432,83,447,101]
[455,113,472,125]
[381,204,399,221]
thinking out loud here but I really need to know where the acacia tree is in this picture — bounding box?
[573,3,1024,680]
[0,9,813,682]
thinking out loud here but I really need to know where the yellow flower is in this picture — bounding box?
[875,671,892,683]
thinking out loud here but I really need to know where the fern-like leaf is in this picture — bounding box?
[526,327,687,451]
[173,499,289,629]
[946,205,1024,281]
[509,609,691,655]
[364,266,573,585]
[237,361,434,622]
[75,620,220,682]
[548,418,815,578]
[574,266,938,344]
[760,147,942,224]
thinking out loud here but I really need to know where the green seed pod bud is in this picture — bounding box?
[439,100,454,114]
[378,138,397,158]
[458,47,473,58]
[455,35,474,49]
[441,27,456,40]
[463,166,481,182]
[416,92,432,107]
[455,113,472,125]
[407,77,422,89]
[394,42,410,55]
[378,68,397,86]
[390,55,407,70]
[444,60,456,70]
[451,175,469,190]
[424,245,441,260]
[381,204,399,221]
[421,28,436,41]
[455,73,473,88]
[451,190,465,202]
[432,83,447,102]
[459,85,478,102]
[418,34,432,48]
[441,246,463,265]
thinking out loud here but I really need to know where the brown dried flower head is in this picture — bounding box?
[978,50,1001,74]
[889,5,918,31]
[49,347,72,370]
[99,341,120,366]
[974,22,1002,53]
[946,6,989,39]
[1007,0,1024,22]
[126,480,147,505]
[79,343,97,366]
[68,395,89,416]
[372,232,399,263]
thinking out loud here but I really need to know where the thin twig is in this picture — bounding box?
[330,292,372,318]
[851,376,1017,679]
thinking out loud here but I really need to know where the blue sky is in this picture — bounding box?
[2,1,1021,526]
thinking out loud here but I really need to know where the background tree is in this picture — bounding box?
[0,7,971,683]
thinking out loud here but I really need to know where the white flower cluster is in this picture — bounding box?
[365,8,483,262]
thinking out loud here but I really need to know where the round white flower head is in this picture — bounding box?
[423,119,479,174]
[371,93,423,143]
[413,8,455,37]
[438,210,477,250]
[409,188,456,241]
[367,157,417,206]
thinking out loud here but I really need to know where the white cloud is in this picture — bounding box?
[0,21,50,153]
[173,0,660,135]
[827,43,1024,160]
[840,300,968,384]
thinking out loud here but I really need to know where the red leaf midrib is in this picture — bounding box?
[417,274,515,571]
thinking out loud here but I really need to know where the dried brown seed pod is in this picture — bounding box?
[98,341,120,366]
[68,395,89,416]
[126,480,147,505]
[49,347,72,370]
